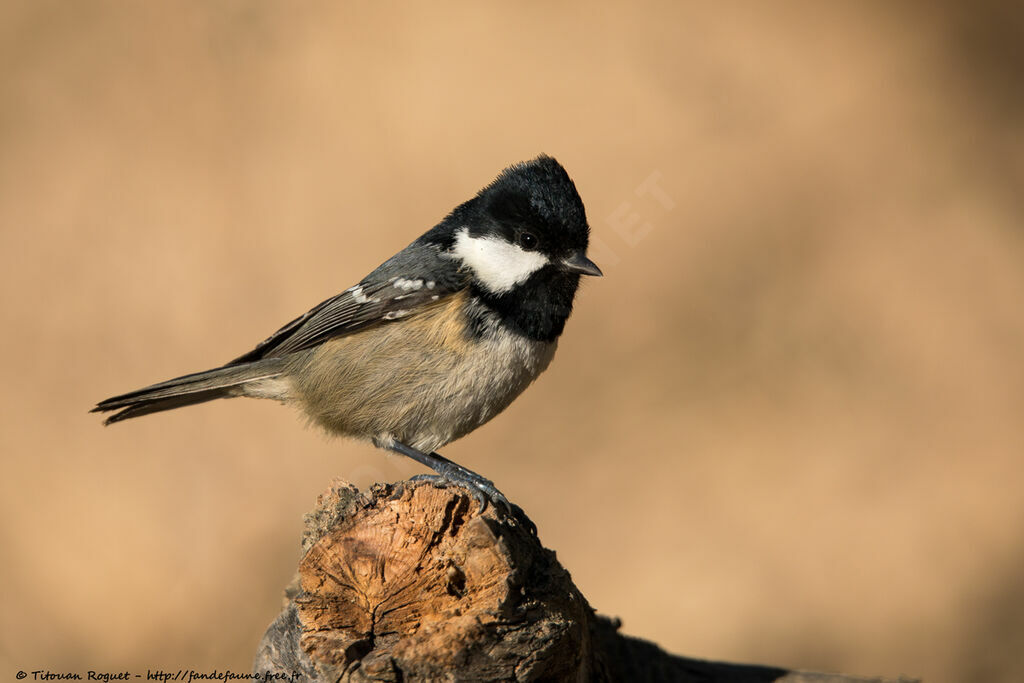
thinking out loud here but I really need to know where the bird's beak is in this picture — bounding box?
[561,252,603,277]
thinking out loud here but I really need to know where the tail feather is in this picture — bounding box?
[98,389,235,425]
[92,360,285,425]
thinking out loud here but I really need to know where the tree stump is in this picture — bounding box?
[255,479,916,682]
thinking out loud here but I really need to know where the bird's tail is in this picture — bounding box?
[91,359,287,425]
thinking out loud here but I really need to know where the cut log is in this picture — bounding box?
[255,479,916,683]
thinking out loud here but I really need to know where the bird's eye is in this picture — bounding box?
[518,232,539,250]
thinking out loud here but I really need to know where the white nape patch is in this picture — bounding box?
[349,285,378,304]
[451,228,549,294]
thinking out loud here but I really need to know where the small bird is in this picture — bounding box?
[93,155,601,507]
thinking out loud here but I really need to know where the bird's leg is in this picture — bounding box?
[380,439,510,512]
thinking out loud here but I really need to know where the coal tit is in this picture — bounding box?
[93,155,601,507]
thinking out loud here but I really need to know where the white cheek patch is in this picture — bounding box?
[452,228,550,294]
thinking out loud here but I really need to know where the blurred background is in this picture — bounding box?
[2,2,1023,681]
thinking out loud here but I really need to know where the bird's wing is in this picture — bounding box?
[229,241,466,363]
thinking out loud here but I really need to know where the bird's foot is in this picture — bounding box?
[380,439,537,535]
[408,473,536,537]
[409,470,509,512]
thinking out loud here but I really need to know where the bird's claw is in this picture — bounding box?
[409,472,509,513]
[407,473,537,535]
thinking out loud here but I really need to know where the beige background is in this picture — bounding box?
[2,3,1023,681]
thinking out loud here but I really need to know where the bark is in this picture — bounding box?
[255,479,916,683]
